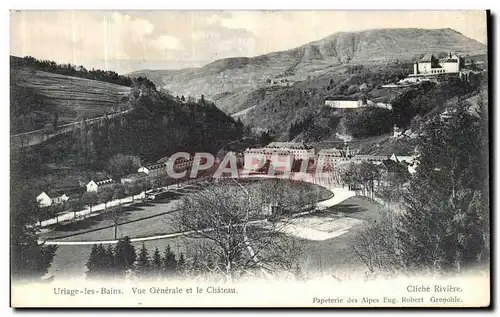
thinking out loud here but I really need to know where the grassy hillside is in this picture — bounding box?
[10,66,131,134]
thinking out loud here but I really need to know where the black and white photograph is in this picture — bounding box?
[8,10,490,307]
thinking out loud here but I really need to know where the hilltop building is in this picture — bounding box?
[413,52,463,76]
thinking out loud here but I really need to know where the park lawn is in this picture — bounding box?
[46,179,339,279]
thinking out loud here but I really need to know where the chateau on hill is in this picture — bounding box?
[413,52,463,76]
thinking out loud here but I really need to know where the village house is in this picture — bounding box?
[36,190,69,208]
[86,177,115,192]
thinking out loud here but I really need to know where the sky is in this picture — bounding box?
[10,10,488,74]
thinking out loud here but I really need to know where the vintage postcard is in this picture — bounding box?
[10,10,490,308]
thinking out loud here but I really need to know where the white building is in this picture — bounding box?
[138,162,168,177]
[317,148,347,167]
[264,142,315,160]
[326,97,392,111]
[413,52,462,76]
[86,178,115,192]
[36,191,69,208]
[325,99,364,109]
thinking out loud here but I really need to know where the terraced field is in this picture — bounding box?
[11,67,131,128]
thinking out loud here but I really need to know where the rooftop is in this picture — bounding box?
[265,142,312,150]
[419,54,435,62]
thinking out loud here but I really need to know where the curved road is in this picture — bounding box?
[39,172,355,246]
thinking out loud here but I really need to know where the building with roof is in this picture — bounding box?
[86,178,115,192]
[413,52,463,76]
[138,162,168,177]
[36,191,70,208]
[317,148,349,167]
[264,142,315,160]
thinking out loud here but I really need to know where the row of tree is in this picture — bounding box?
[86,238,187,279]
[11,56,134,87]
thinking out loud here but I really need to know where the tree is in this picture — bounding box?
[113,185,126,205]
[162,245,178,277]
[68,197,84,222]
[177,253,186,275]
[11,190,58,281]
[127,184,142,202]
[352,101,489,275]
[82,191,99,215]
[135,243,151,278]
[51,112,59,131]
[107,185,127,239]
[176,181,304,280]
[107,154,141,180]
[396,102,488,272]
[113,237,136,276]
[86,244,114,279]
[99,189,114,209]
[151,247,162,277]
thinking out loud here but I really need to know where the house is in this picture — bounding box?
[138,162,168,177]
[413,52,463,76]
[86,178,115,192]
[36,191,70,208]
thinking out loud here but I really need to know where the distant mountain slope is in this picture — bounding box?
[128,28,486,115]
[11,66,131,134]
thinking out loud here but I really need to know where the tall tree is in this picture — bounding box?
[11,189,58,281]
[151,247,162,277]
[162,245,178,277]
[352,101,489,274]
[86,244,114,279]
[113,236,136,276]
[135,243,151,278]
[397,102,488,272]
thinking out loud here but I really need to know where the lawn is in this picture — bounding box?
[46,195,384,281]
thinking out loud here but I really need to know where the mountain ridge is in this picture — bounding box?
[127,28,487,122]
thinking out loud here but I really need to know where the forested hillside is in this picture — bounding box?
[11,75,245,195]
